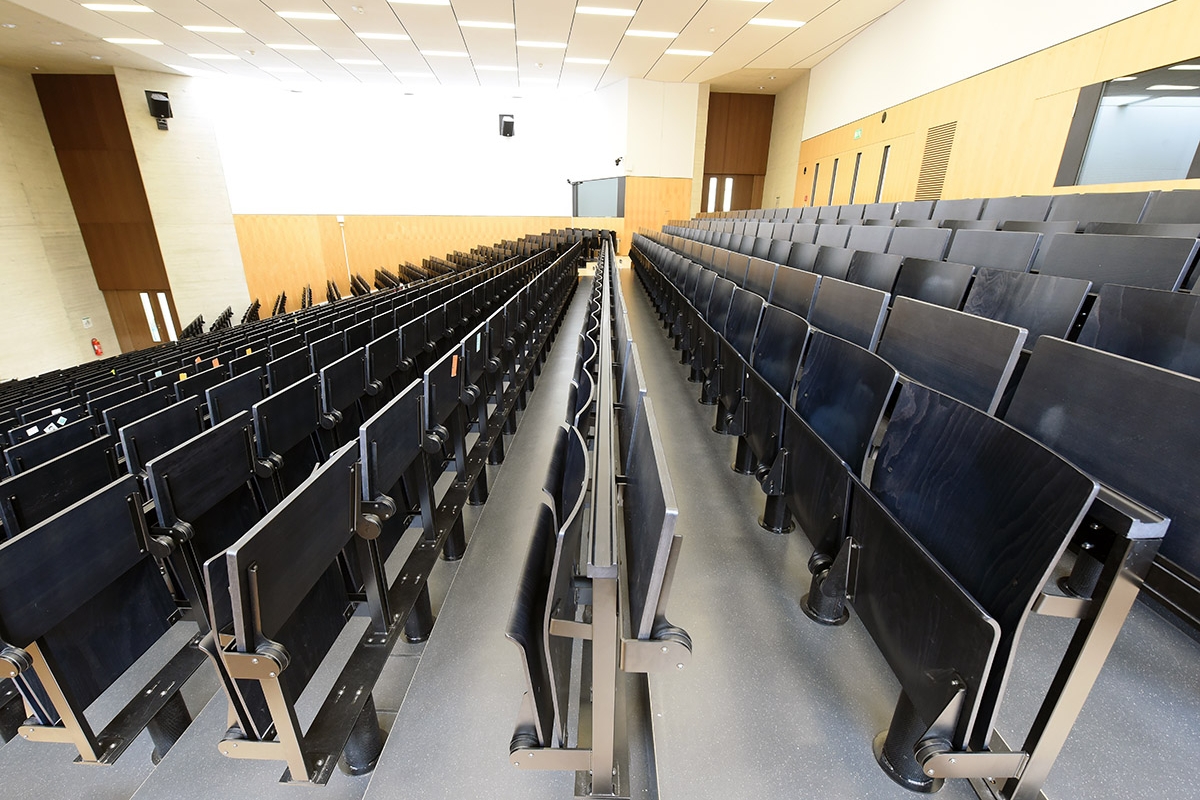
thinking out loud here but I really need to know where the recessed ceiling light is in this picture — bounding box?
[0,23,16,28]
[1168,64,1200,70]
[477,65,517,71]
[421,50,468,57]
[276,11,339,21]
[189,53,240,60]
[184,26,244,34]
[81,3,153,11]
[393,70,435,77]
[90,55,103,60]
[564,57,609,65]
[748,18,805,28]
[356,32,410,40]
[665,49,712,57]
[336,58,382,65]
[459,20,515,29]
[625,30,677,39]
[1147,84,1199,90]
[103,37,163,45]
[517,41,567,49]
[575,6,636,16]
[1111,76,1136,81]
[269,43,321,51]
[50,41,63,46]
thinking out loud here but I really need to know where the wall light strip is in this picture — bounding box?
[575,6,636,16]
[665,49,712,57]
[459,21,515,29]
[517,40,567,48]
[82,3,153,11]
[748,18,806,28]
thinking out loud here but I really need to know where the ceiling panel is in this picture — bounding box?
[1,0,903,91]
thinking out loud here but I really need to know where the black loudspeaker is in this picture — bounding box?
[499,114,514,137]
[145,90,172,130]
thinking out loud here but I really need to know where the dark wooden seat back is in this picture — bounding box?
[744,257,776,300]
[1037,233,1198,291]
[0,435,119,537]
[893,257,975,309]
[786,241,819,272]
[1076,284,1200,380]
[807,277,889,351]
[981,195,1052,222]
[885,226,951,260]
[505,502,558,747]
[1048,191,1150,225]
[623,395,680,640]
[120,396,205,479]
[252,374,324,497]
[877,297,1026,414]
[963,268,1090,343]
[267,349,311,394]
[208,369,267,425]
[812,246,853,280]
[769,266,820,318]
[945,229,1041,273]
[870,382,1098,746]
[846,224,894,254]
[1005,337,1200,594]
[847,251,904,293]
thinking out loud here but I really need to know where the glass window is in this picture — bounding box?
[1077,58,1200,185]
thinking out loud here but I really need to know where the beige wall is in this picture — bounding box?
[690,85,710,216]
[761,74,810,209]
[796,0,1200,203]
[114,68,250,329]
[0,66,116,379]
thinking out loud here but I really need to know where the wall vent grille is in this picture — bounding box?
[915,121,957,201]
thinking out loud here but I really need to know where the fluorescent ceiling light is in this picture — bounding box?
[564,56,609,65]
[575,6,636,16]
[625,30,677,38]
[421,50,468,57]
[357,32,410,40]
[665,48,712,57]
[459,20,515,29]
[189,53,240,60]
[269,43,320,50]
[748,18,805,28]
[517,40,567,48]
[103,37,162,45]
[81,3,153,11]
[1111,76,1136,81]
[477,65,517,71]
[336,58,382,65]
[1169,64,1200,70]
[184,25,243,33]
[277,11,339,21]
[1147,84,1199,90]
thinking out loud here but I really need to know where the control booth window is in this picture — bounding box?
[1058,57,1200,186]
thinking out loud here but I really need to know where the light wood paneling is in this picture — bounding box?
[624,177,693,244]
[795,0,1200,203]
[234,179,690,305]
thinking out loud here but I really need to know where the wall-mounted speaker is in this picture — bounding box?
[499,114,514,137]
[145,90,172,130]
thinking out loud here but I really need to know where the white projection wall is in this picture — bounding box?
[198,80,625,217]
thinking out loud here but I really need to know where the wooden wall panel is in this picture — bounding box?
[33,74,170,293]
[723,93,775,175]
[704,92,731,174]
[234,189,688,306]
[795,0,1200,203]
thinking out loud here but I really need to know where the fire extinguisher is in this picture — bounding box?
[92,338,103,356]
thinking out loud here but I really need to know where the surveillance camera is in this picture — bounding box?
[615,156,623,166]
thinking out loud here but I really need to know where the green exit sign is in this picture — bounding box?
[853,128,863,140]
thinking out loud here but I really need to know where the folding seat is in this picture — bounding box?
[1076,284,1200,379]
[1140,188,1200,224]
[981,195,1052,222]
[963,268,1090,343]
[814,224,851,248]
[931,197,985,221]
[5,417,97,474]
[885,226,951,260]
[769,266,821,318]
[1047,191,1152,227]
[891,258,975,309]
[266,348,312,393]
[846,224,894,253]
[945,229,1041,272]
[846,251,904,293]
[1036,233,1198,291]
[252,373,325,501]
[0,435,119,537]
[812,246,854,281]
[807,277,890,351]
[206,367,268,425]
[119,396,205,485]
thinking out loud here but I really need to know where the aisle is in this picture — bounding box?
[360,278,593,800]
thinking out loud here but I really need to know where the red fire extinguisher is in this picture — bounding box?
[92,338,103,356]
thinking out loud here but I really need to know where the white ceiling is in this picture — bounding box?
[0,0,904,92]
